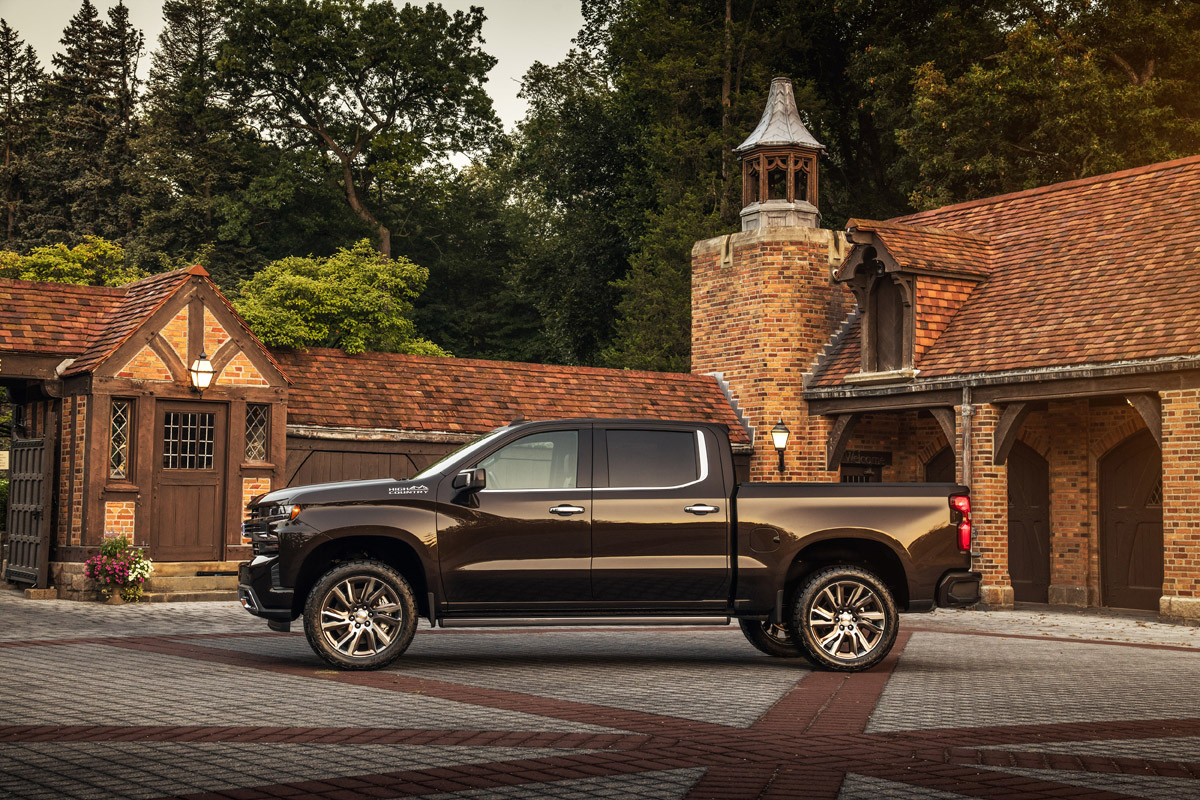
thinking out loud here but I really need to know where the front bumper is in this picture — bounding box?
[238,557,295,622]
[936,570,982,607]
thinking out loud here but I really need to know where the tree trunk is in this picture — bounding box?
[340,156,391,258]
[720,0,733,219]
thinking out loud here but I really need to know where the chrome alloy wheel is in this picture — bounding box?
[805,580,887,661]
[319,576,406,658]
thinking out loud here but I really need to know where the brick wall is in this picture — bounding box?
[203,307,231,355]
[218,351,268,387]
[161,307,189,363]
[691,227,851,481]
[842,411,949,482]
[70,395,86,546]
[1044,401,1089,605]
[103,501,135,540]
[241,476,272,515]
[1161,389,1200,620]
[116,344,172,381]
[57,397,72,546]
[968,403,1012,606]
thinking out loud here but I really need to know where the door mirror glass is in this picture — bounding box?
[452,468,487,492]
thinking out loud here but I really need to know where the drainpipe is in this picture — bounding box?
[960,386,973,488]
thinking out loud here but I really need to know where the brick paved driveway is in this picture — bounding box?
[1,589,1199,799]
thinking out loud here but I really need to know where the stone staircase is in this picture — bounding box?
[140,561,242,603]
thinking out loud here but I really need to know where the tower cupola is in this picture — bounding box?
[735,77,824,231]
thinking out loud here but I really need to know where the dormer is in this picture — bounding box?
[836,220,993,381]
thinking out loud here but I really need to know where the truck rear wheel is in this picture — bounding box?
[303,559,417,670]
[738,619,805,658]
[792,566,897,672]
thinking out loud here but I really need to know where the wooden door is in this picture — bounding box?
[1007,441,1050,602]
[1100,430,1162,610]
[4,435,55,587]
[152,401,226,561]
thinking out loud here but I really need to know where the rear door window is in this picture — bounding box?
[606,429,699,488]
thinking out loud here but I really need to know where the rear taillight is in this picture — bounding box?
[950,494,971,552]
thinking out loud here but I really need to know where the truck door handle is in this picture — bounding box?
[549,505,585,516]
[685,504,720,515]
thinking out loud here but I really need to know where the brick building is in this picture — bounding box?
[0,268,746,597]
[693,77,1200,621]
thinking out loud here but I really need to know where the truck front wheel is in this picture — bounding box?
[793,566,898,672]
[303,559,418,670]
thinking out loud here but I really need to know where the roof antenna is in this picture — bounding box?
[510,413,526,425]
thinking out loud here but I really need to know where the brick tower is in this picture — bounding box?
[692,78,851,481]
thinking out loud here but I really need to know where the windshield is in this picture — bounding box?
[412,427,511,480]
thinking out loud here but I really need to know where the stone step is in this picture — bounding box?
[144,575,239,593]
[150,561,243,578]
[141,590,239,603]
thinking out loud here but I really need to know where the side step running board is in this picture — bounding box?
[439,617,730,628]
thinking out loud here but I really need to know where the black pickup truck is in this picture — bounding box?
[239,418,980,672]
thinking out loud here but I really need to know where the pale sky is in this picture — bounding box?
[0,0,583,130]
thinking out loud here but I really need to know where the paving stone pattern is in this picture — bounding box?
[1,588,1199,799]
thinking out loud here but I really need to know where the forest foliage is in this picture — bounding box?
[1,0,1198,370]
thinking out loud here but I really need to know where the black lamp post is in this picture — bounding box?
[770,419,790,473]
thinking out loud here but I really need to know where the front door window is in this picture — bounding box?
[162,411,216,470]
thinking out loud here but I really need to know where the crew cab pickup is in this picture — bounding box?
[239,418,980,672]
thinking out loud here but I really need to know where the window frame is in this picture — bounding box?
[594,428,709,491]
[108,397,134,481]
[244,403,271,464]
[473,428,587,493]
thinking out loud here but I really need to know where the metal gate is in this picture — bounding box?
[4,437,54,587]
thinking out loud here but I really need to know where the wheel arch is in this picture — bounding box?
[293,531,431,619]
[784,534,910,611]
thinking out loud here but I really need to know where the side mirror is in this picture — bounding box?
[452,468,487,492]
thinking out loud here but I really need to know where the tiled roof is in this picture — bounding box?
[274,347,751,445]
[843,219,993,279]
[64,269,193,375]
[813,155,1200,385]
[0,279,125,357]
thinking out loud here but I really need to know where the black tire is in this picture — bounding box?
[303,559,418,670]
[738,618,805,658]
[792,566,898,672]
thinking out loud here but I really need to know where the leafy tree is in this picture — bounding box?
[0,235,144,285]
[0,21,44,247]
[218,0,500,257]
[233,238,447,355]
[900,0,1200,208]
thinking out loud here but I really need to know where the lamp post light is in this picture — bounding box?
[770,419,790,473]
[189,351,214,393]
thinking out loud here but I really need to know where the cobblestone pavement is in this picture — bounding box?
[1,587,1199,799]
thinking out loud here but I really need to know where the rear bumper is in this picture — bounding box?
[936,570,982,607]
[238,557,295,622]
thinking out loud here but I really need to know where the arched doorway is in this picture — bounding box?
[1008,441,1050,603]
[925,446,955,483]
[1100,429,1163,610]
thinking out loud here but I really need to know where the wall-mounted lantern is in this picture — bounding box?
[770,419,790,472]
[189,351,215,393]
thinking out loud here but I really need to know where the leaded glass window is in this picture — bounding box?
[109,399,131,479]
[245,404,269,462]
[163,411,215,470]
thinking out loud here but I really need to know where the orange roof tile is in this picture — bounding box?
[0,279,125,356]
[274,348,751,445]
[844,219,994,279]
[813,155,1200,385]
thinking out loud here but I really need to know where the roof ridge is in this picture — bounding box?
[278,346,708,381]
[0,276,128,296]
[898,154,1200,223]
[847,218,991,243]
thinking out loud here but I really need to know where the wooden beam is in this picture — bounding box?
[992,402,1032,466]
[929,407,957,451]
[807,389,961,416]
[1125,393,1162,447]
[826,413,860,471]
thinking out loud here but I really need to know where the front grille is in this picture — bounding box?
[244,504,287,555]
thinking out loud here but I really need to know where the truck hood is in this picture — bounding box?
[257,478,435,507]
